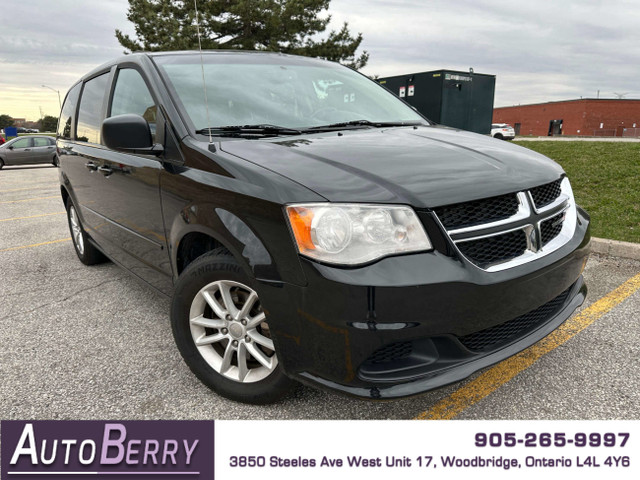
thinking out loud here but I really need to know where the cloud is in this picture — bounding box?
[1,0,638,119]
[329,0,640,105]
[0,0,133,119]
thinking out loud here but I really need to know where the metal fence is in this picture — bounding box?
[592,129,617,137]
[622,128,640,137]
[590,128,640,137]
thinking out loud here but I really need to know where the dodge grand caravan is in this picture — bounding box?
[57,51,590,404]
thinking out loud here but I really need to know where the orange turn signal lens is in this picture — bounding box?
[286,206,315,252]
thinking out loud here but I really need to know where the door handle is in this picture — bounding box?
[98,166,113,176]
[85,161,98,170]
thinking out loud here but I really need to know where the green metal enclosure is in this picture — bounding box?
[378,70,496,134]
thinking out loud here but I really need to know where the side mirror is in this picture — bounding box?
[102,114,163,156]
[8,146,14,150]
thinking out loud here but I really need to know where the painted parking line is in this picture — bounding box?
[0,238,71,253]
[0,212,65,222]
[0,185,58,193]
[415,271,640,420]
[0,195,59,205]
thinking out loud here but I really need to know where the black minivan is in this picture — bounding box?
[58,51,590,404]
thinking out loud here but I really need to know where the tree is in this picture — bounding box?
[39,115,59,133]
[0,114,14,129]
[115,0,368,69]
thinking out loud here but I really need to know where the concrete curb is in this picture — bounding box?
[591,237,640,260]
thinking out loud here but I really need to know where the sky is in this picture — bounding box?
[1,0,639,121]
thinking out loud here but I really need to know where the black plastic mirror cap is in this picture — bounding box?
[102,114,153,150]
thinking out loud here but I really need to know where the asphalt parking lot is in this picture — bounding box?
[1,165,639,420]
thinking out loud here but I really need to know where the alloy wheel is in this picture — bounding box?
[69,206,85,255]
[189,280,277,383]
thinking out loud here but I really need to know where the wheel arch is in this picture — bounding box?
[60,185,70,208]
[172,211,282,284]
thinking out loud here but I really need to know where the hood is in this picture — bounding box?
[220,126,564,208]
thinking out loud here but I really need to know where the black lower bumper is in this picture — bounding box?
[299,276,585,399]
[258,207,590,399]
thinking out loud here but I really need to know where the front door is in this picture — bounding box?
[6,137,33,165]
[88,67,172,293]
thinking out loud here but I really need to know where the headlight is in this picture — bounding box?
[286,203,432,265]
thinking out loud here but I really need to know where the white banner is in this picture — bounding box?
[215,420,638,479]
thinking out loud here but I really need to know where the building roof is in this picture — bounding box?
[496,98,640,109]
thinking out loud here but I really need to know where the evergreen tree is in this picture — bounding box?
[115,0,368,69]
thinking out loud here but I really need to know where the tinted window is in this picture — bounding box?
[76,73,109,144]
[33,137,51,147]
[110,68,157,141]
[58,83,81,139]
[12,138,30,148]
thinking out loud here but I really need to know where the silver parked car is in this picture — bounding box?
[0,136,58,169]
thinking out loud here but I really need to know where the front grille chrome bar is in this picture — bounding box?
[435,177,577,272]
[448,192,532,236]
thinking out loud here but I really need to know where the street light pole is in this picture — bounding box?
[42,84,62,111]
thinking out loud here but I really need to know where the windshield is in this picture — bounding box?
[153,53,426,132]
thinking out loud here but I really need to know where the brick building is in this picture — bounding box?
[493,99,640,137]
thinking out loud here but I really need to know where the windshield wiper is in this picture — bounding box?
[196,124,303,137]
[304,120,425,132]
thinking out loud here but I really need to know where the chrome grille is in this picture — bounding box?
[540,211,565,246]
[434,193,519,230]
[530,179,562,209]
[457,230,528,269]
[434,177,576,271]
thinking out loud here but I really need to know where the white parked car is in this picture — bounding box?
[491,123,515,140]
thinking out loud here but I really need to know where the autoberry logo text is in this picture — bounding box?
[1,420,215,480]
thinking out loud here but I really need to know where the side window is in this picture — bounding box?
[57,83,82,139]
[110,68,157,142]
[12,138,31,149]
[76,73,109,144]
[33,137,50,147]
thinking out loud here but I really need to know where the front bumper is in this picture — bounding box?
[259,207,590,399]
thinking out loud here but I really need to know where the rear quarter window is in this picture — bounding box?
[57,83,82,139]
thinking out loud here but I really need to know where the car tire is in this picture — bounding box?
[171,248,294,404]
[65,198,107,265]
[493,133,504,140]
[0,158,4,169]
[52,155,59,167]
